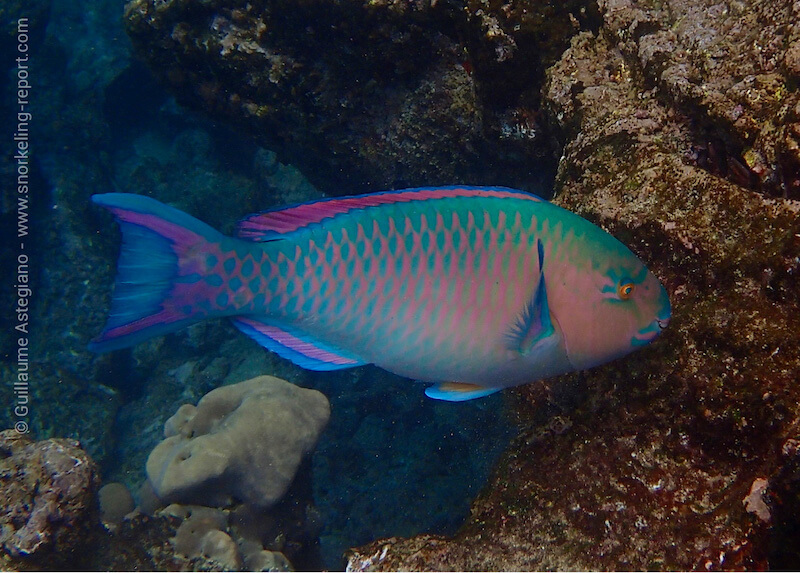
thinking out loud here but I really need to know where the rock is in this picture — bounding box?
[595,0,800,199]
[742,478,771,523]
[121,0,601,193]
[784,39,800,77]
[146,376,330,509]
[0,431,100,567]
[346,1,800,570]
[0,433,215,571]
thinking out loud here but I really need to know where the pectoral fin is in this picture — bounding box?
[424,382,502,402]
[505,239,556,354]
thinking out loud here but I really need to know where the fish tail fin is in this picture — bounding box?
[89,193,232,353]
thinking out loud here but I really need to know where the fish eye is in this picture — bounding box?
[618,282,635,299]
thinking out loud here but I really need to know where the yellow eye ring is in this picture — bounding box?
[618,282,635,299]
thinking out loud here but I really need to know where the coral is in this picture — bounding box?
[0,430,101,568]
[159,503,296,571]
[243,548,293,572]
[198,529,242,570]
[0,412,317,571]
[99,482,136,528]
[146,376,330,509]
[164,504,243,570]
[79,480,316,571]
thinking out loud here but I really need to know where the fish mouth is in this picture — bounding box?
[632,316,668,346]
[655,304,671,330]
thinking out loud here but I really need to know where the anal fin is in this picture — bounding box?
[232,316,366,371]
[425,382,501,402]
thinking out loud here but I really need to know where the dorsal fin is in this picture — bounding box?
[235,186,543,242]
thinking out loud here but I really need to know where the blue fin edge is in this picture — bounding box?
[231,316,366,371]
[89,193,224,353]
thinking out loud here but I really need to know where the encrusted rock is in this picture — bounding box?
[0,430,100,566]
[347,1,800,570]
[596,0,800,198]
[122,0,601,193]
[743,478,771,523]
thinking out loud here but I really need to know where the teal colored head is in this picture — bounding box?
[547,217,671,370]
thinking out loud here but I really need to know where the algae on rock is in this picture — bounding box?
[0,431,101,569]
[347,1,800,570]
[121,0,602,193]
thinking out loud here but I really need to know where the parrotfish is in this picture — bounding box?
[90,186,670,401]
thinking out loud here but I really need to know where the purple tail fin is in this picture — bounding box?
[89,193,227,353]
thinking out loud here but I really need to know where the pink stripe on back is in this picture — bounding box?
[237,186,542,239]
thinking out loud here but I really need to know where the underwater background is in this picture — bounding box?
[2,0,800,570]
[0,0,524,568]
[0,0,516,568]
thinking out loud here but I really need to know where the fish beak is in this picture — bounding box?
[633,310,671,347]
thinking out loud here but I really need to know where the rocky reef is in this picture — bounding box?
[122,0,601,193]
[0,377,331,571]
[346,0,800,570]
[0,431,101,569]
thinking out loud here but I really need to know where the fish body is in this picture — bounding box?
[91,186,670,400]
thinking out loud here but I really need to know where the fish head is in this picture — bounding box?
[552,231,671,370]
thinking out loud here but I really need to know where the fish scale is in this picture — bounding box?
[90,186,670,401]
[249,197,542,376]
